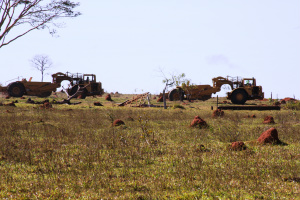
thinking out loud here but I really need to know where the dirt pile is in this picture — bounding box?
[263,116,275,124]
[94,102,103,106]
[190,116,208,128]
[245,114,256,118]
[282,97,296,102]
[113,119,125,126]
[230,141,247,151]
[105,94,112,101]
[26,98,35,104]
[212,109,224,117]
[40,102,52,109]
[157,96,163,102]
[257,128,282,144]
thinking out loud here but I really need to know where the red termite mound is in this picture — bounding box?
[263,116,275,124]
[230,141,247,151]
[105,94,112,101]
[113,119,125,126]
[257,128,281,144]
[157,96,163,102]
[212,109,224,117]
[94,102,103,106]
[40,102,52,109]
[190,116,208,128]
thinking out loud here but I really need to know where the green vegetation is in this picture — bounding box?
[0,94,300,199]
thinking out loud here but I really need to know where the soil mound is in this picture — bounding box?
[157,96,163,102]
[94,102,103,106]
[257,128,282,144]
[263,116,275,124]
[26,98,36,104]
[212,109,224,117]
[105,94,112,101]
[40,102,52,109]
[113,119,125,126]
[245,114,256,118]
[190,116,208,128]
[230,141,247,151]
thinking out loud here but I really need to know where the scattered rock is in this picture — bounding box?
[94,102,103,106]
[190,116,208,128]
[113,119,125,126]
[105,94,112,101]
[230,141,247,151]
[212,109,224,117]
[257,128,282,144]
[263,116,275,124]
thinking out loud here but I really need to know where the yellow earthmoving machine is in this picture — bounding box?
[168,76,264,104]
[65,73,104,98]
[0,72,104,98]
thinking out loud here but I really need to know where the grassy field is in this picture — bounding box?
[1,93,300,199]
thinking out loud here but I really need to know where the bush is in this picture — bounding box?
[284,101,300,110]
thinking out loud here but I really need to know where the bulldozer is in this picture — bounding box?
[0,72,104,98]
[168,76,264,104]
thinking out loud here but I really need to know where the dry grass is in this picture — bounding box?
[0,95,300,199]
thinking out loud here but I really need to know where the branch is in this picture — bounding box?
[0,0,81,48]
[63,83,90,101]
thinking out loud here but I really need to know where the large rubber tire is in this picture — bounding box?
[69,85,88,99]
[69,85,79,96]
[231,89,248,104]
[169,88,184,101]
[7,82,25,97]
[80,89,88,99]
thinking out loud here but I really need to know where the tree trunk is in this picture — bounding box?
[163,88,167,109]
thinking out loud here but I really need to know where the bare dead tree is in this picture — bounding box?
[0,0,81,48]
[159,68,187,109]
[30,54,52,82]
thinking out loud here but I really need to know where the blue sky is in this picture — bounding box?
[1,0,299,98]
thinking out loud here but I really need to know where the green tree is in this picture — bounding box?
[0,0,81,48]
